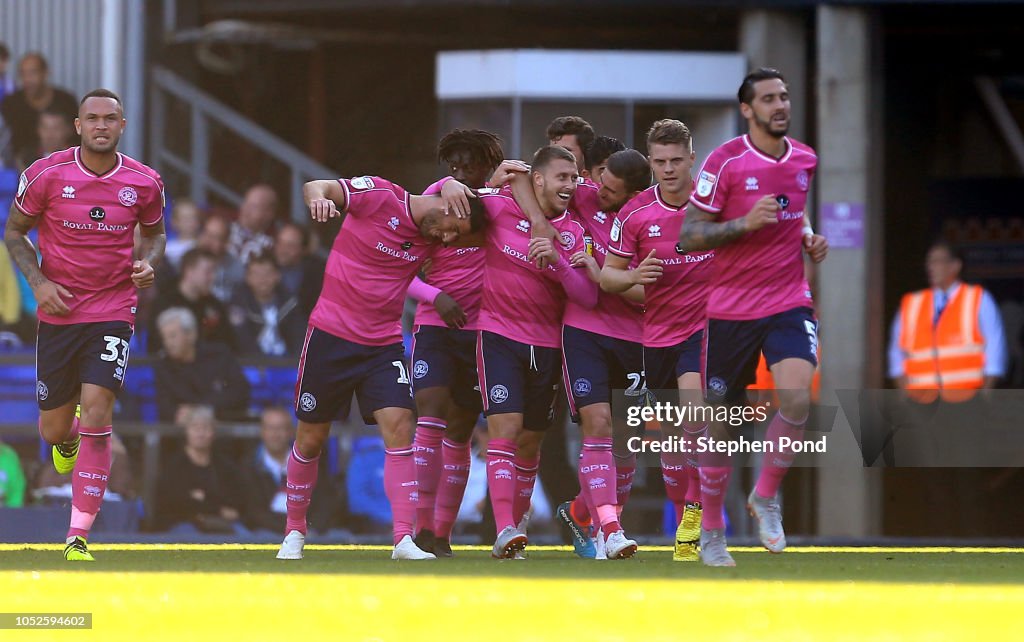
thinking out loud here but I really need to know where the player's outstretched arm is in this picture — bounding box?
[3,204,71,316]
[487,160,530,188]
[677,195,778,252]
[303,180,347,222]
[601,251,658,298]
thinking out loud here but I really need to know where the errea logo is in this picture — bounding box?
[648,224,661,238]
[61,185,75,199]
[594,211,608,224]
[388,216,400,231]
[745,177,759,191]
[516,219,530,233]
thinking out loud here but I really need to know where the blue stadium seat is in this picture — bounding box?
[121,364,157,422]
[0,366,37,424]
[243,366,263,388]
[346,435,390,524]
[264,366,297,407]
[244,366,271,405]
[1,398,39,423]
[129,329,148,355]
[0,169,18,195]
[326,436,340,476]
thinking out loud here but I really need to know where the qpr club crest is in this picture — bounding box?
[796,170,810,191]
[708,377,728,397]
[489,384,509,404]
[573,378,592,397]
[413,360,429,379]
[299,392,317,412]
[559,231,575,250]
[118,186,138,206]
[36,380,48,401]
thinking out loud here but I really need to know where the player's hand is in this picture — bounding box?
[570,251,600,282]
[528,237,560,266]
[743,195,781,232]
[530,218,558,268]
[487,160,531,187]
[441,179,476,219]
[632,250,664,285]
[308,197,339,223]
[803,233,828,263]
[434,292,467,329]
[131,259,155,289]
[33,280,73,316]
[220,507,239,521]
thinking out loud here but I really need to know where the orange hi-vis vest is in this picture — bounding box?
[899,284,985,403]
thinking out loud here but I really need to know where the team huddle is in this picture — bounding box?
[6,68,826,566]
[284,66,828,566]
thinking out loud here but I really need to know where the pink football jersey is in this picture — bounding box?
[689,135,816,321]
[413,178,483,330]
[476,188,590,348]
[563,181,643,343]
[14,147,164,325]
[611,185,713,347]
[309,176,436,345]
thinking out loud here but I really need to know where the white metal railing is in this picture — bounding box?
[149,66,336,221]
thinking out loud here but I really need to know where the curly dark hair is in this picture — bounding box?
[437,129,504,173]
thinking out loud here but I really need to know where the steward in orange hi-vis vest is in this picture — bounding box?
[898,284,985,403]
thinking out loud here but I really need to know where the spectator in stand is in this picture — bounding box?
[153,307,250,422]
[0,437,26,507]
[0,44,13,100]
[196,214,245,302]
[0,114,10,168]
[153,405,247,534]
[0,241,38,344]
[149,248,235,353]
[0,243,28,345]
[240,406,339,534]
[0,52,78,163]
[31,433,135,504]
[164,198,202,269]
[229,184,277,264]
[228,251,306,357]
[15,106,74,170]
[0,43,14,167]
[273,222,324,317]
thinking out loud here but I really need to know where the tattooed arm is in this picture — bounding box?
[3,203,71,316]
[677,195,780,253]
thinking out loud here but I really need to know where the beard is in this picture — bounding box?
[755,112,789,139]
